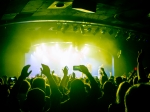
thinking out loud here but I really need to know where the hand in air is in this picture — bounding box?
[137,50,143,63]
[20,65,32,79]
[100,67,105,72]
[62,66,68,77]
[52,70,55,75]
[41,64,51,77]
[72,72,76,79]
[79,65,90,75]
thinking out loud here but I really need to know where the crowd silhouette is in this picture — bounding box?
[0,50,149,112]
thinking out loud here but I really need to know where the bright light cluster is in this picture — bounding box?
[27,43,90,77]
[33,43,89,63]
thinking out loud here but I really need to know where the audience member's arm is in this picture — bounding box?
[41,64,62,97]
[41,64,62,112]
[101,67,108,76]
[9,65,31,111]
[79,65,100,98]
[128,70,136,81]
[60,66,69,88]
[9,65,31,99]
[137,50,149,83]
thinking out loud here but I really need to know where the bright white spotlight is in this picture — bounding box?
[33,51,36,56]
[68,45,72,52]
[35,46,43,57]
[42,56,49,64]
[55,43,59,48]
[69,45,72,50]
[51,44,62,58]
[81,46,89,54]
[31,54,34,59]
[41,43,46,49]
[75,46,78,52]
[61,51,70,64]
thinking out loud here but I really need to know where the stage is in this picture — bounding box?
[25,42,114,78]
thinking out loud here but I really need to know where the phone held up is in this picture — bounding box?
[11,77,15,81]
[73,66,80,71]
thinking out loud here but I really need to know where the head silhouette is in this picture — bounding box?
[70,79,86,99]
[103,81,115,95]
[26,88,46,112]
[0,78,4,85]
[115,77,122,86]
[32,77,46,92]
[116,81,130,104]
[133,76,138,85]
[125,83,150,112]
[19,80,31,94]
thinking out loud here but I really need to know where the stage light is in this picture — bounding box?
[72,0,97,13]
[117,50,121,58]
[62,23,69,33]
[57,23,62,30]
[73,52,79,59]
[115,34,119,38]
[42,56,49,64]
[81,46,89,54]
[115,30,121,38]
[73,25,78,31]
[41,43,46,51]
[55,43,59,48]
[100,27,106,34]
[31,54,34,59]
[80,25,84,34]
[69,45,72,50]
[126,32,135,41]
[126,36,130,41]
[75,46,78,52]
[109,29,113,35]
[35,46,42,57]
[93,27,100,35]
[100,29,105,34]
[87,27,92,33]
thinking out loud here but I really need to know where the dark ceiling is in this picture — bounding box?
[0,0,150,33]
[0,0,150,76]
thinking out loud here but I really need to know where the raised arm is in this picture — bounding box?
[79,65,100,98]
[60,66,69,88]
[41,64,62,112]
[41,64,62,97]
[9,65,31,99]
[9,65,31,111]
[127,70,136,81]
[137,50,149,83]
[101,67,108,77]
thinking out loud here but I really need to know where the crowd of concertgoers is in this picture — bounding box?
[0,49,150,112]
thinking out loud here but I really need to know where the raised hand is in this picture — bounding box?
[62,66,68,77]
[52,70,55,75]
[79,65,90,75]
[41,64,51,77]
[137,50,143,63]
[20,65,32,79]
[101,67,104,71]
[72,72,76,79]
